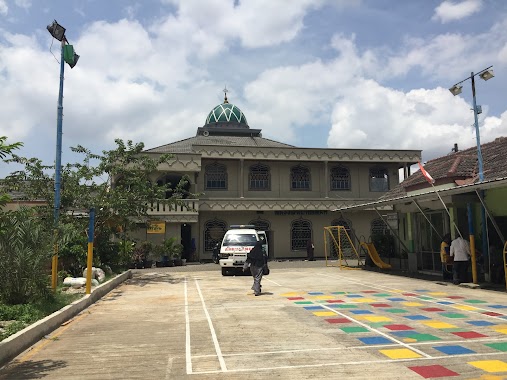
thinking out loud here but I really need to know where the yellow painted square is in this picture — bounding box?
[391,289,404,293]
[352,298,376,303]
[492,324,507,330]
[468,360,507,373]
[313,311,336,317]
[494,329,507,335]
[428,292,447,296]
[402,302,424,307]
[379,348,422,359]
[453,305,478,311]
[310,295,332,300]
[281,292,303,297]
[423,321,457,329]
[359,316,393,322]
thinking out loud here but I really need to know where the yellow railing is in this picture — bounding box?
[147,199,199,215]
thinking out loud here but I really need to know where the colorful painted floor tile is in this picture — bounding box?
[489,305,507,309]
[428,292,447,296]
[294,301,313,304]
[468,360,507,373]
[385,308,408,314]
[328,304,358,309]
[313,311,337,317]
[452,331,488,339]
[483,311,504,317]
[403,293,418,296]
[421,307,445,312]
[340,326,369,333]
[418,296,433,300]
[352,298,376,303]
[346,294,363,298]
[405,315,431,321]
[403,302,424,307]
[325,318,351,324]
[379,348,421,359]
[384,324,413,331]
[423,321,458,329]
[437,301,453,305]
[362,290,378,293]
[402,333,441,342]
[359,316,393,323]
[308,292,324,295]
[454,305,478,311]
[464,299,488,304]
[447,296,464,299]
[331,291,346,294]
[387,297,405,301]
[439,313,467,319]
[408,365,459,378]
[281,292,303,297]
[467,320,496,327]
[415,289,430,292]
[485,342,507,352]
[434,345,475,355]
[370,303,391,307]
[327,300,345,303]
[373,293,391,297]
[304,306,324,310]
[287,297,305,300]
[357,336,392,345]
[349,310,373,315]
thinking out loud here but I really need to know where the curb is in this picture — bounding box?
[0,270,132,367]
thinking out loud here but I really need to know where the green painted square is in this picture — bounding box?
[464,299,487,304]
[373,293,391,297]
[369,322,389,327]
[440,313,467,319]
[341,326,369,333]
[295,301,313,304]
[333,304,358,309]
[443,328,466,332]
[405,333,441,342]
[418,296,432,300]
[331,291,346,294]
[386,308,408,313]
[486,342,507,352]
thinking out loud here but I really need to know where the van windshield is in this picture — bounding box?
[222,233,257,246]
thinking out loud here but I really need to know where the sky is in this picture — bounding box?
[1,0,507,178]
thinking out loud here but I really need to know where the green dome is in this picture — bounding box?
[205,103,248,126]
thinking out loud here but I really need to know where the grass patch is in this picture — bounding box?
[0,291,83,341]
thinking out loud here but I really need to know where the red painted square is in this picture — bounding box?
[403,293,418,296]
[325,318,351,324]
[287,297,305,300]
[447,296,464,299]
[384,324,414,331]
[362,290,377,293]
[452,331,487,339]
[483,311,503,317]
[370,303,391,308]
[327,300,345,303]
[421,307,444,312]
[408,365,459,378]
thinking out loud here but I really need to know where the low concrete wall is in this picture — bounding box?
[0,270,132,367]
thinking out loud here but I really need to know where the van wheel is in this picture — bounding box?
[221,268,228,276]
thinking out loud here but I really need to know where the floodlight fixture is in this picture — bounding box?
[479,68,494,81]
[449,84,463,96]
[47,20,66,41]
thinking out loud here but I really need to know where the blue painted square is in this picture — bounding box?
[357,336,392,345]
[437,301,453,305]
[304,306,324,310]
[387,297,405,302]
[308,292,324,295]
[405,315,431,321]
[466,320,495,327]
[433,345,475,355]
[346,294,363,298]
[391,331,416,337]
[489,305,507,309]
[349,310,373,315]
[415,289,430,292]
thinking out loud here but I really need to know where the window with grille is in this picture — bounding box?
[205,163,227,190]
[369,168,389,192]
[249,164,270,190]
[204,219,227,251]
[330,166,350,190]
[290,165,310,190]
[330,218,353,257]
[371,218,389,236]
[291,219,312,250]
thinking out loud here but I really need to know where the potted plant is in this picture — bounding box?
[132,241,153,269]
[163,237,184,266]
[153,244,170,267]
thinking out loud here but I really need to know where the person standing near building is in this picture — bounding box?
[450,236,471,284]
[306,239,315,261]
[440,233,452,281]
[243,240,265,296]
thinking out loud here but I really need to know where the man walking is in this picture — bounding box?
[450,236,471,284]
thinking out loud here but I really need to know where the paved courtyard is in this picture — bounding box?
[2,262,507,379]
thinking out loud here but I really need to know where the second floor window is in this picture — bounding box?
[370,168,389,192]
[205,163,227,190]
[330,166,350,190]
[291,165,310,190]
[249,164,270,190]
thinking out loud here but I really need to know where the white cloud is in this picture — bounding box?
[0,0,7,15]
[15,0,31,10]
[432,0,482,23]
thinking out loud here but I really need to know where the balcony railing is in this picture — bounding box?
[147,199,199,215]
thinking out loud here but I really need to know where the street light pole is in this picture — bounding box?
[470,73,484,181]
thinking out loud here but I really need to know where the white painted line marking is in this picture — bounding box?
[184,278,192,375]
[263,277,282,286]
[195,278,228,372]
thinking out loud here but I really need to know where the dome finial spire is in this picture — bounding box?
[223,85,229,104]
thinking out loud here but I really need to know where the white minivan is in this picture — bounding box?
[219,225,267,275]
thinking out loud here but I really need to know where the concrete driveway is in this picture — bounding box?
[2,262,507,379]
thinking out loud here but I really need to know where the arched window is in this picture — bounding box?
[249,164,270,190]
[291,219,312,251]
[371,218,389,236]
[204,218,227,251]
[290,165,311,190]
[205,162,227,190]
[369,167,389,192]
[330,166,350,190]
[330,218,353,257]
[249,219,270,232]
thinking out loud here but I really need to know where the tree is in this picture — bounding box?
[4,139,197,268]
[0,136,23,207]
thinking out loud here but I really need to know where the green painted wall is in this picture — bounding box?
[486,187,507,216]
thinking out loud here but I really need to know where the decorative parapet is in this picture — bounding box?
[147,199,199,216]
